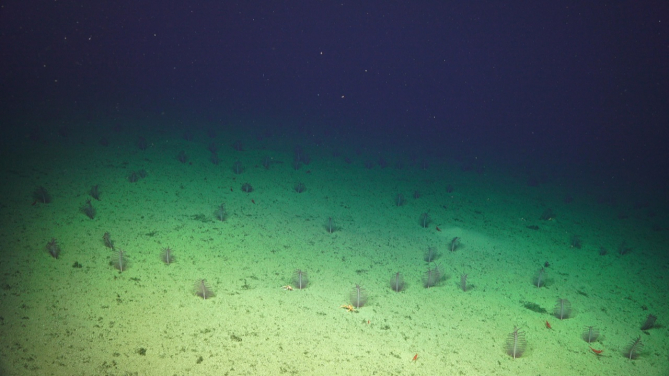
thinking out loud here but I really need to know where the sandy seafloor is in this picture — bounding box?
[0,125,667,376]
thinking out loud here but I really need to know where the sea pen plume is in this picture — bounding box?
[194,279,214,300]
[505,326,527,359]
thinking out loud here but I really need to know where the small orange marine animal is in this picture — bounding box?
[340,304,355,312]
[412,353,418,362]
[589,346,603,355]
[281,285,293,291]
